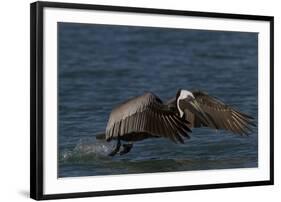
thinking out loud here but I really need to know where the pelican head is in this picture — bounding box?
[176,89,195,118]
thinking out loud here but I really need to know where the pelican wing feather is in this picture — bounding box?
[189,91,256,135]
[105,92,191,143]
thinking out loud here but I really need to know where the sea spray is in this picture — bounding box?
[59,138,114,163]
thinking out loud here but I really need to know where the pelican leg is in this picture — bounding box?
[119,143,133,155]
[108,139,121,156]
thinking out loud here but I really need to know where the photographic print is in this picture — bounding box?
[30,1,273,200]
[58,23,258,177]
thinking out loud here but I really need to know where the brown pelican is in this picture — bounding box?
[96,89,255,156]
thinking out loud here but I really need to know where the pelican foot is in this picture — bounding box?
[108,139,121,157]
[119,144,133,155]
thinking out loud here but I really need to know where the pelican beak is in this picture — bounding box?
[189,99,201,112]
[181,98,211,126]
[191,100,210,123]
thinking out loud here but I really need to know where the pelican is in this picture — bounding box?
[96,89,255,156]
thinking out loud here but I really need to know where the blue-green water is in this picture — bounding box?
[58,23,258,178]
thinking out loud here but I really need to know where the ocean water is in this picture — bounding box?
[58,23,258,178]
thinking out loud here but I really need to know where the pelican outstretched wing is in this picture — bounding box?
[186,91,256,135]
[106,92,191,143]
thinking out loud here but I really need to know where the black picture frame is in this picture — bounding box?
[30,1,274,200]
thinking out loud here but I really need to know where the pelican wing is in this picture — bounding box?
[106,92,191,143]
[189,91,255,135]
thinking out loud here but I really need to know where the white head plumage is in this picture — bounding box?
[177,90,194,118]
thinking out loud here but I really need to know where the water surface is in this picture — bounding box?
[58,23,258,178]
